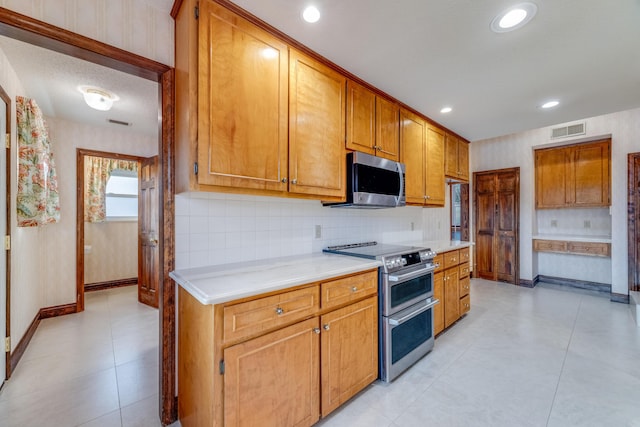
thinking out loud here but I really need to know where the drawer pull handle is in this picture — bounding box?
[275,307,284,315]
[313,328,321,334]
[351,286,358,292]
[323,324,330,331]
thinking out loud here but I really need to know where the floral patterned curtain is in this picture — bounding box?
[16,96,61,227]
[84,156,138,223]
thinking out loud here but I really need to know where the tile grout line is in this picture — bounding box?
[545,295,582,427]
[105,290,125,426]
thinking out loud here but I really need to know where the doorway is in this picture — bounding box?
[628,153,640,292]
[76,150,159,310]
[0,10,175,423]
[474,167,520,285]
[1,83,9,385]
[450,183,470,241]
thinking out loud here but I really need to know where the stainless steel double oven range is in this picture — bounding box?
[324,242,438,382]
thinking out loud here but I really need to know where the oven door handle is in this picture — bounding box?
[388,299,439,326]
[388,265,435,282]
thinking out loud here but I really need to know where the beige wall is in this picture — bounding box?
[471,107,640,295]
[84,221,138,284]
[0,0,174,66]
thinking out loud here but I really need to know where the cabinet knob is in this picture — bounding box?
[291,179,297,185]
[281,178,288,183]
[313,327,321,334]
[323,324,330,331]
[351,286,358,292]
[275,307,284,315]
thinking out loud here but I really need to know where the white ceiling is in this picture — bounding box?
[230,0,640,141]
[0,0,638,142]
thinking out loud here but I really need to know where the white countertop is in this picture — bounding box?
[532,234,612,243]
[402,240,473,254]
[170,253,381,305]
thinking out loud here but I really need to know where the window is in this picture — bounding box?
[105,170,138,219]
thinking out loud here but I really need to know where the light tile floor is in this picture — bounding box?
[1,280,639,427]
[0,286,174,427]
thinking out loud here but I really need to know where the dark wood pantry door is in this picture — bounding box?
[474,168,519,284]
[138,156,159,308]
[628,153,640,292]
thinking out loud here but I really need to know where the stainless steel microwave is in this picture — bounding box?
[324,151,406,208]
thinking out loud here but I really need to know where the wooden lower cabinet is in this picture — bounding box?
[178,270,378,427]
[433,270,445,335]
[224,317,320,427]
[320,296,378,417]
[444,267,460,328]
[436,247,471,333]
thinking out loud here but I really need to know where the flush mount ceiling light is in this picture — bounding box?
[440,107,453,114]
[491,2,537,33]
[302,5,320,23]
[78,86,119,111]
[541,100,559,109]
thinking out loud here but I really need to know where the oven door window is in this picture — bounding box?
[390,273,433,310]
[391,309,433,364]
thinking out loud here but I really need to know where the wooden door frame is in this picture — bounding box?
[76,149,145,310]
[0,83,10,381]
[629,153,640,292]
[473,167,520,285]
[0,8,176,424]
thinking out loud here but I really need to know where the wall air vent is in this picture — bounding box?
[108,119,132,127]
[551,122,585,139]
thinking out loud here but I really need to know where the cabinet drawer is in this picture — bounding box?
[433,254,444,273]
[460,294,470,315]
[223,286,320,343]
[533,239,567,253]
[459,276,470,297]
[567,241,611,257]
[459,247,470,264]
[459,262,470,279]
[321,270,378,310]
[443,250,460,269]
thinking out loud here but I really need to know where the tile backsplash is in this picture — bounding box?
[174,192,442,269]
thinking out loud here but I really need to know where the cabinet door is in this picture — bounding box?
[198,1,288,191]
[320,296,378,417]
[444,133,459,178]
[571,140,610,207]
[289,49,346,200]
[375,97,400,161]
[457,139,469,181]
[535,147,569,208]
[346,80,375,154]
[425,126,445,205]
[224,317,320,427]
[433,271,444,335]
[400,108,426,205]
[444,269,460,328]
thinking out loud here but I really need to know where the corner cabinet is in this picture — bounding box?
[445,133,469,182]
[400,109,445,206]
[175,0,345,201]
[289,49,346,199]
[178,269,379,427]
[535,139,611,209]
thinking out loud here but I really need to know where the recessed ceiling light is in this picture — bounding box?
[440,107,453,114]
[302,5,320,23]
[541,100,559,109]
[491,3,537,33]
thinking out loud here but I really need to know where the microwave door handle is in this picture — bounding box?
[397,162,404,205]
[388,264,436,282]
[388,299,439,326]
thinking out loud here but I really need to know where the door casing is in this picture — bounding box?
[628,153,640,292]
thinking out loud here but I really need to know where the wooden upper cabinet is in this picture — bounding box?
[400,109,444,206]
[289,49,346,200]
[196,0,289,192]
[445,133,469,182]
[425,125,445,205]
[375,97,400,161]
[346,80,399,161]
[535,139,610,209]
[346,80,376,155]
